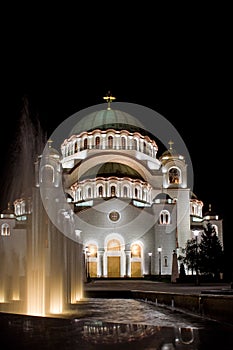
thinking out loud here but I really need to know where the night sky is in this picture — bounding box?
[1,7,232,277]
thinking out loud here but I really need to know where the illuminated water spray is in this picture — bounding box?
[0,98,84,316]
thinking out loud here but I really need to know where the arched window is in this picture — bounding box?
[111,185,116,196]
[41,165,54,184]
[75,142,78,153]
[108,136,113,148]
[87,244,98,258]
[123,186,128,197]
[131,243,141,258]
[83,138,88,149]
[107,239,121,251]
[159,210,171,224]
[1,223,10,236]
[95,136,100,148]
[98,185,103,197]
[164,256,168,267]
[121,137,126,149]
[87,187,92,198]
[168,167,181,184]
[134,188,138,198]
[143,141,147,153]
[133,139,138,150]
[143,188,147,201]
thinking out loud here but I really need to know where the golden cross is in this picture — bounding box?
[48,139,53,148]
[168,140,174,150]
[103,91,116,110]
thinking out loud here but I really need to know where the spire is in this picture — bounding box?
[103,91,116,110]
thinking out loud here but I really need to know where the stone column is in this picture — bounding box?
[125,250,131,277]
[98,250,104,277]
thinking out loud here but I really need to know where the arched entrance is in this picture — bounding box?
[104,234,125,277]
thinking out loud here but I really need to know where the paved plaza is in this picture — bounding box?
[84,279,233,295]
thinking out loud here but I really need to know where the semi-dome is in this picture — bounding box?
[69,109,145,136]
[79,162,145,181]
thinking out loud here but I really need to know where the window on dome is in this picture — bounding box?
[84,138,88,149]
[123,186,128,197]
[75,142,78,153]
[98,186,103,197]
[159,210,171,225]
[143,141,147,154]
[87,187,92,198]
[111,185,116,196]
[168,167,181,184]
[108,136,113,148]
[1,223,10,236]
[121,137,126,149]
[133,139,138,150]
[95,136,100,148]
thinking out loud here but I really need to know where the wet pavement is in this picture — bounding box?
[1,297,233,349]
[1,281,232,349]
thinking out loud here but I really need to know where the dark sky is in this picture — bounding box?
[0,6,232,272]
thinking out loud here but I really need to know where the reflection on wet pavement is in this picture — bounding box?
[1,298,233,349]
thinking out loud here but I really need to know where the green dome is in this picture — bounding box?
[79,162,144,181]
[69,109,144,136]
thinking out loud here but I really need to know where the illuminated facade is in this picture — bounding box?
[0,97,223,281]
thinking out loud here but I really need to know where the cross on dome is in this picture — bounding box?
[168,140,174,150]
[103,91,116,110]
[48,139,53,148]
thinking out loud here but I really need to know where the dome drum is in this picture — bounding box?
[69,177,152,205]
[61,129,158,168]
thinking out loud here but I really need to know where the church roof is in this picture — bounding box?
[79,162,145,181]
[159,140,184,162]
[69,108,145,136]
[154,193,173,201]
[1,202,15,218]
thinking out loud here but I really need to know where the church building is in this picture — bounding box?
[0,94,223,282]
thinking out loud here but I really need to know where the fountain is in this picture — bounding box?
[0,97,84,316]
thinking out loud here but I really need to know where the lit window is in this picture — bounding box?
[95,137,100,148]
[159,210,171,224]
[131,244,141,258]
[1,223,10,236]
[121,137,126,149]
[88,244,97,258]
[111,186,116,196]
[108,136,113,148]
[107,239,121,251]
[98,186,103,197]
[168,167,181,184]
[123,186,128,197]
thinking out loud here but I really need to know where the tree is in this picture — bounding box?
[179,238,198,275]
[198,223,224,278]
